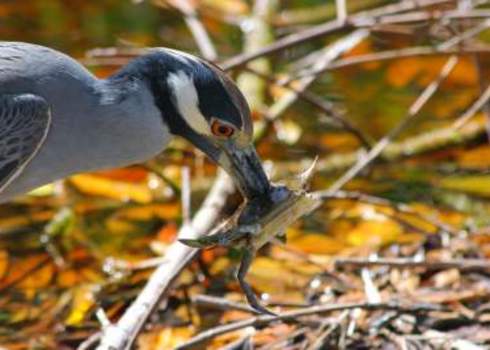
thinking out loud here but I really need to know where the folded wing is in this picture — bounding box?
[0,94,51,194]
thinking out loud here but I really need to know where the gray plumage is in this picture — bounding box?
[0,42,169,202]
[0,94,50,194]
[0,41,270,204]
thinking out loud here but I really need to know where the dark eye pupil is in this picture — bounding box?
[218,126,229,134]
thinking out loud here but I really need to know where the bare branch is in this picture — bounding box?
[166,0,218,60]
[221,0,457,69]
[334,257,490,270]
[176,301,444,349]
[336,0,347,24]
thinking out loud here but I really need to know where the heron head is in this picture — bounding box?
[145,49,271,199]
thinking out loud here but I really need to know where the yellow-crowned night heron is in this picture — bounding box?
[0,42,271,203]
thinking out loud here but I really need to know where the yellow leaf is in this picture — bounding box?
[17,262,54,290]
[105,217,139,235]
[386,57,421,87]
[117,203,181,221]
[57,269,81,288]
[203,0,249,16]
[70,174,153,203]
[288,234,346,255]
[65,284,96,326]
[347,219,403,247]
[161,327,195,348]
[0,250,7,279]
[456,145,490,169]
[440,175,490,197]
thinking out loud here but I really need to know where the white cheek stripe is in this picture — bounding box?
[167,71,211,136]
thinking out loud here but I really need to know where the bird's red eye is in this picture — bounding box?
[211,120,235,138]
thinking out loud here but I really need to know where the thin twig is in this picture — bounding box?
[307,311,349,350]
[165,0,218,60]
[336,0,347,23]
[334,257,490,270]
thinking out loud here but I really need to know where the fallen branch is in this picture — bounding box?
[175,301,444,349]
[333,257,490,270]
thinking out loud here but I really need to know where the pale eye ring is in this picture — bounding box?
[211,120,235,138]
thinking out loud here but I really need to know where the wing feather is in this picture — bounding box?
[0,94,51,194]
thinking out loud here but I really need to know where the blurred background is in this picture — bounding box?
[1,0,490,349]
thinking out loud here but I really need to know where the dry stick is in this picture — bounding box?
[359,9,490,27]
[326,55,459,193]
[335,0,347,24]
[77,333,102,350]
[175,302,443,350]
[307,311,349,350]
[333,257,490,270]
[258,327,309,350]
[221,0,458,69]
[167,0,218,61]
[293,27,490,82]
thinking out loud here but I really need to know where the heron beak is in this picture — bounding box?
[184,132,271,199]
[218,142,271,199]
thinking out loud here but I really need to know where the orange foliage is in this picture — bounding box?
[94,167,149,183]
[456,145,490,169]
[386,56,478,88]
[156,222,178,243]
